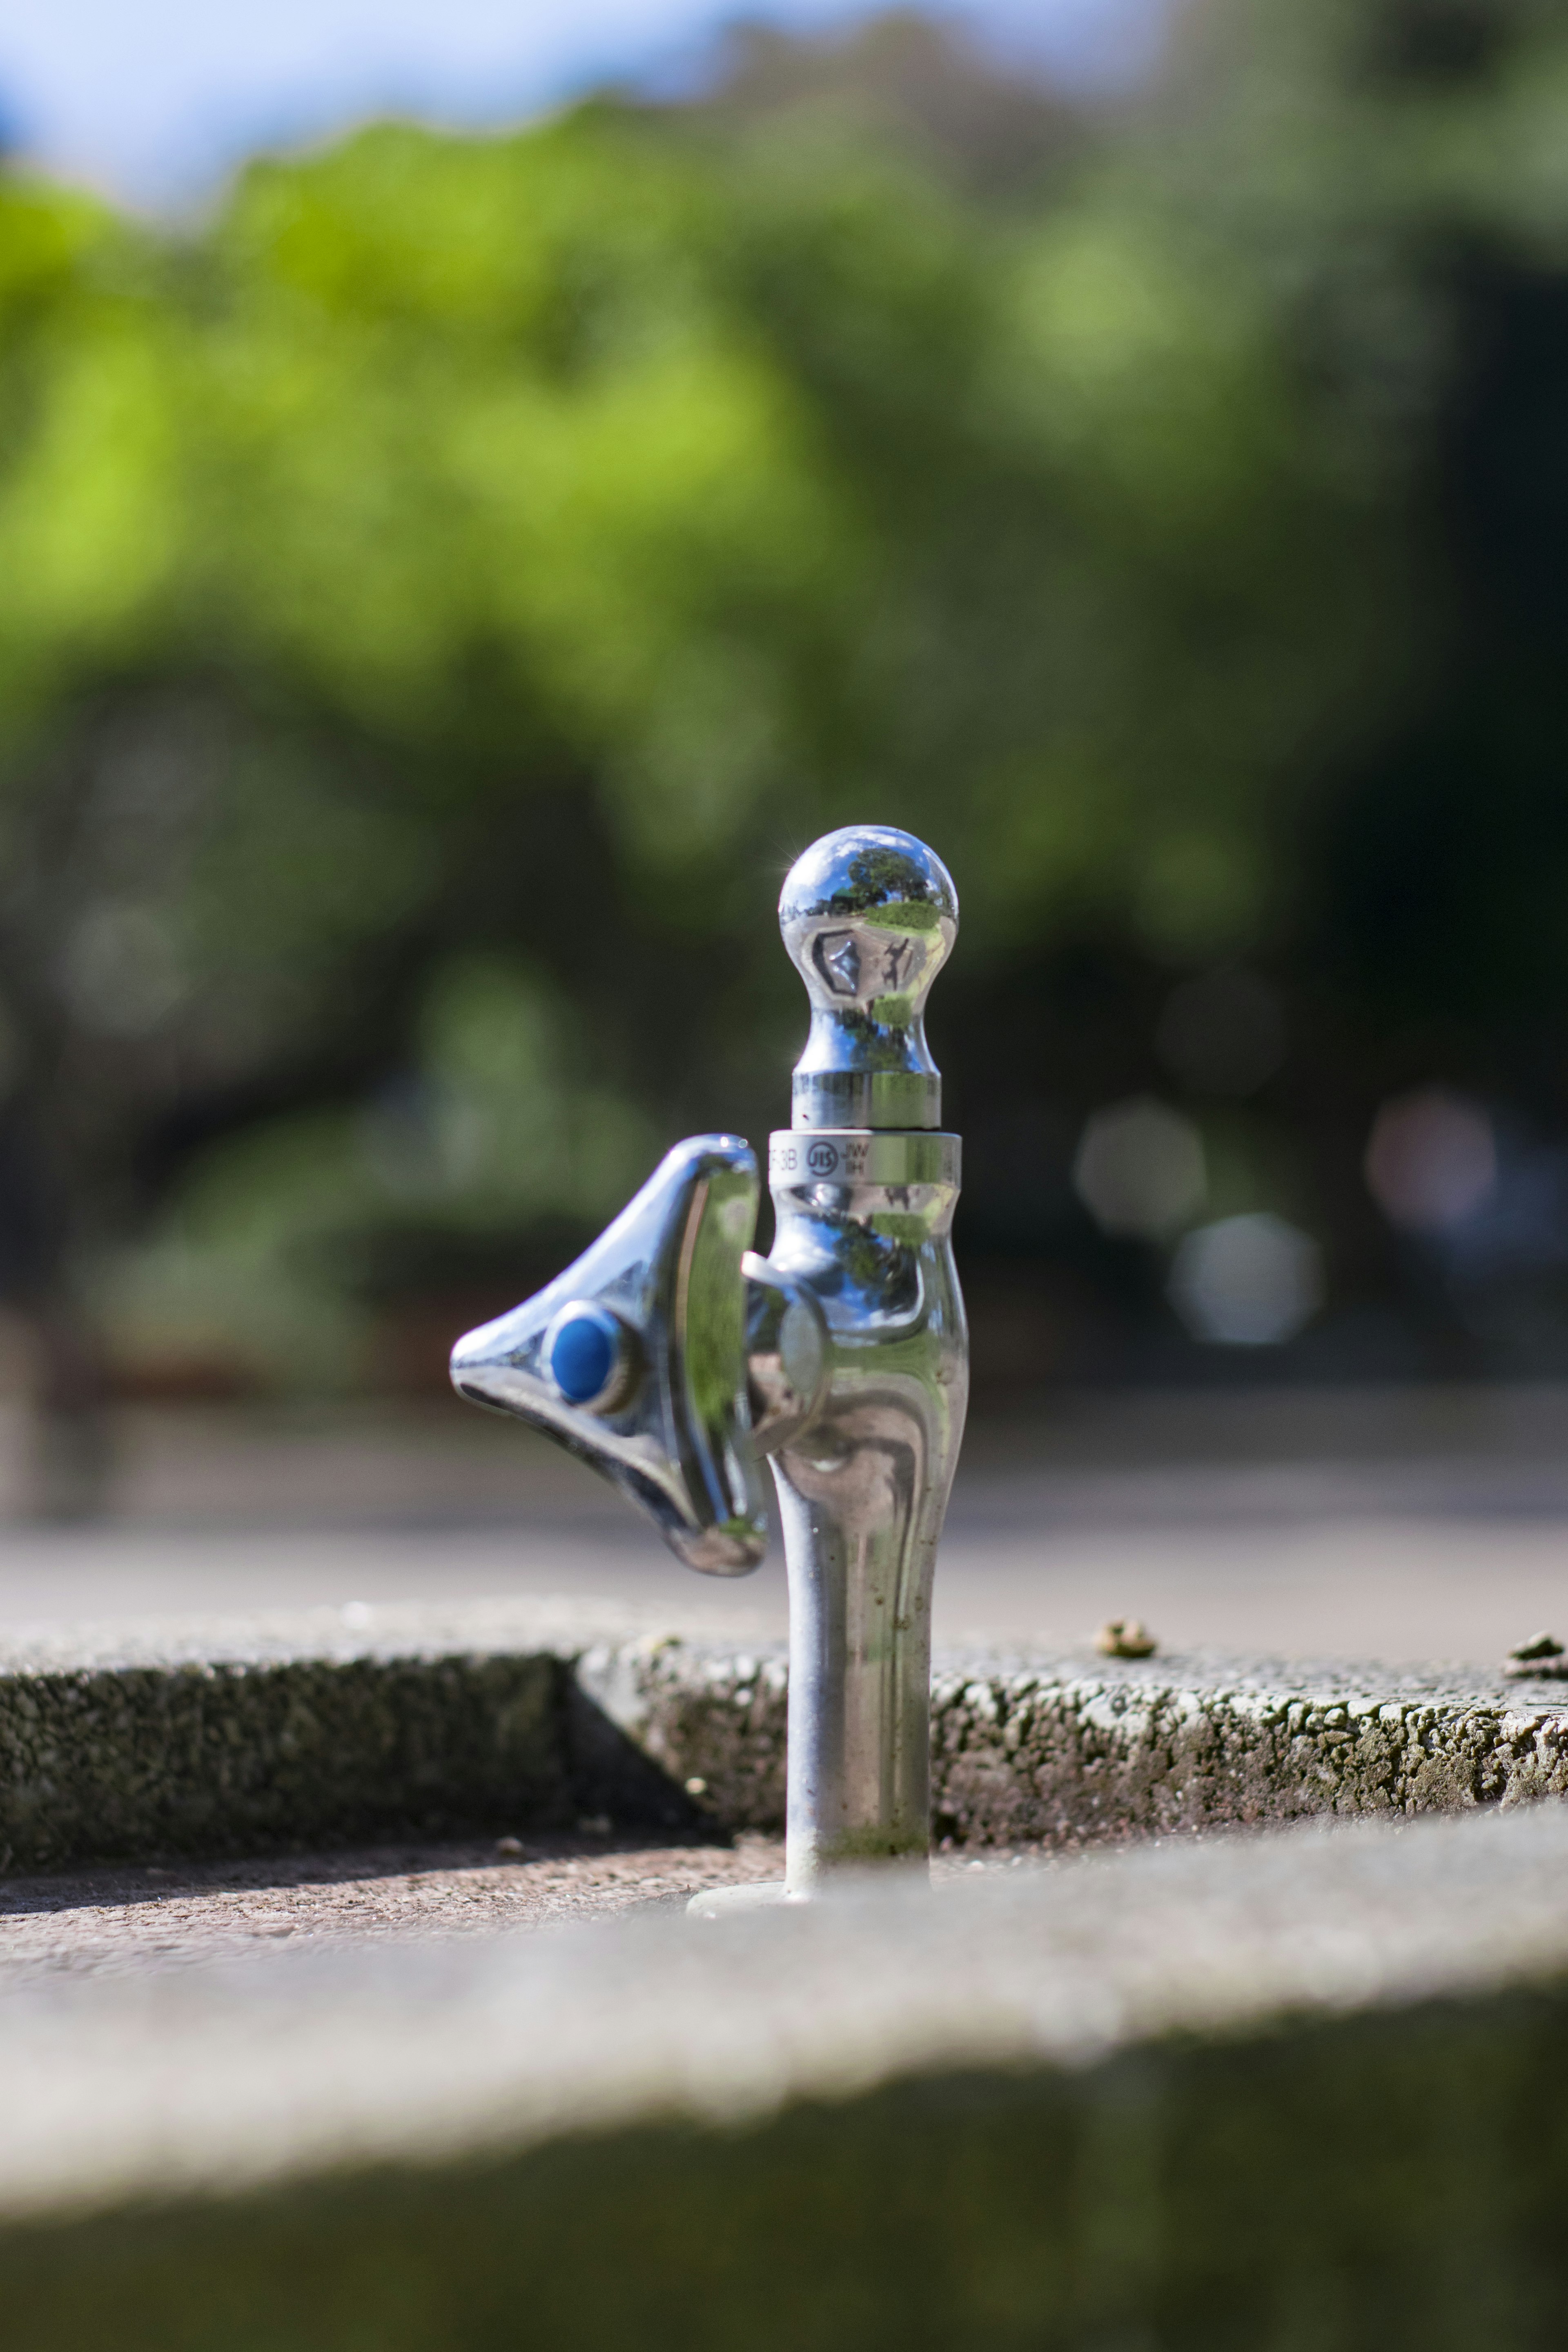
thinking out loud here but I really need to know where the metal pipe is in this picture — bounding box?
[766,1129,965,1889]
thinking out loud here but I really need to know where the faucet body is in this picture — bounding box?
[765,1129,964,1888]
[450,827,966,1898]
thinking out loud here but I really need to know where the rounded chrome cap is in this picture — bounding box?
[778,826,958,1132]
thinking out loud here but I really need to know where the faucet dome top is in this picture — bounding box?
[777,826,957,1132]
[779,826,958,931]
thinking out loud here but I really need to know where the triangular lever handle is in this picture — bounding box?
[449,1135,769,1574]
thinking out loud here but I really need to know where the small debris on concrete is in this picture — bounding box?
[1505,1631,1568,1679]
[1095,1618,1158,1659]
[494,1837,526,1859]
[1509,1631,1564,1660]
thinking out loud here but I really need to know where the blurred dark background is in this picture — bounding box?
[4,0,1568,1515]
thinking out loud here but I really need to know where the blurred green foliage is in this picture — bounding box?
[3,0,1568,1400]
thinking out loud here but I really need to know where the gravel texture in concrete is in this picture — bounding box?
[3,1801,1568,2348]
[7,1597,1568,1873]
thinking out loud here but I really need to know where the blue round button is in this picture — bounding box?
[547,1307,621,1406]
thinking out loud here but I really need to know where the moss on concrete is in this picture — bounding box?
[928,1657,1568,1844]
[594,1636,1568,1848]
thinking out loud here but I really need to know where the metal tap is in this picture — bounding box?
[449,826,967,1902]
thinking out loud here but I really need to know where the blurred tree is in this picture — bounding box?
[1134,0,1568,1366]
[5,1,1568,1497]
[0,175,189,1504]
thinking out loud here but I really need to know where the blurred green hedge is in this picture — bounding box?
[2,0,1566,1393]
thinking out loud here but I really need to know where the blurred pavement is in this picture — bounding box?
[0,1387,1566,1668]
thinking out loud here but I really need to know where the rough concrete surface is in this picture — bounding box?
[0,1599,695,1871]
[4,1801,1568,2348]
[7,1597,1568,1871]
[0,1836,1052,1989]
[582,1628,1568,1845]
[0,1833,790,1989]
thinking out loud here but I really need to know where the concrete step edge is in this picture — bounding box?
[2,1595,1566,1871]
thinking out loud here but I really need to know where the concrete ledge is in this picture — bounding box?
[584,1632,1568,1844]
[0,1600,700,1872]
[930,1651,1568,1840]
[4,1599,1568,1871]
[4,1801,1568,2347]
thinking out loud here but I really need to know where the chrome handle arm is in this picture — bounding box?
[451,1135,791,1574]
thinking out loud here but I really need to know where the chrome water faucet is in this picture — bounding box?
[450,826,967,1901]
